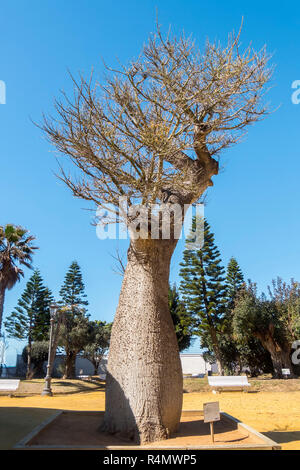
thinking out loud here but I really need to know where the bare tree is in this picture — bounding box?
[110,248,126,276]
[41,24,271,443]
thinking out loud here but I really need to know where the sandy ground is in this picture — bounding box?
[27,411,263,448]
[1,389,300,450]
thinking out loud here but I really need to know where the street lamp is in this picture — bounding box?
[42,303,61,396]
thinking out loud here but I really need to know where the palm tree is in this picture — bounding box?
[0,224,38,333]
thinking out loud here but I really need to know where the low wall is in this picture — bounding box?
[15,353,217,377]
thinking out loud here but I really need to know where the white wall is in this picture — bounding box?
[16,353,218,377]
[76,356,108,375]
[180,354,214,375]
[76,354,218,377]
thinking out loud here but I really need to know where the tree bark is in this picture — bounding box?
[26,336,32,379]
[209,326,224,375]
[0,286,5,335]
[255,331,295,378]
[63,350,77,379]
[92,358,101,376]
[100,238,183,444]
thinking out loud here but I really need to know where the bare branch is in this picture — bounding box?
[40,23,272,218]
[110,248,126,276]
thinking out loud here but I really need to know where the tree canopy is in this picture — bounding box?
[5,269,53,342]
[232,281,299,377]
[83,320,112,375]
[0,224,38,333]
[41,25,271,226]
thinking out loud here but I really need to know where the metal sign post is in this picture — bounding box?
[203,401,220,443]
[282,368,290,380]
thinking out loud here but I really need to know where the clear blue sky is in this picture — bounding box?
[1,1,300,364]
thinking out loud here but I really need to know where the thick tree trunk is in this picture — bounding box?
[100,238,183,444]
[268,346,295,378]
[33,361,46,378]
[256,332,295,378]
[63,351,77,379]
[209,327,224,375]
[92,360,100,376]
[0,286,5,335]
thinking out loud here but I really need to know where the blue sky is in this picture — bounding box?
[1,1,300,364]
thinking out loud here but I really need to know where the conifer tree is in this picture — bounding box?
[219,257,245,373]
[58,261,90,378]
[226,257,244,299]
[59,261,88,308]
[4,269,53,378]
[179,218,227,374]
[168,284,194,352]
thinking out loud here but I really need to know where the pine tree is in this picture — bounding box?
[59,261,88,308]
[4,269,53,378]
[179,218,227,374]
[58,261,90,378]
[219,257,245,373]
[226,257,244,311]
[168,284,194,352]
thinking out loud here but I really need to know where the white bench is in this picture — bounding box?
[208,375,250,393]
[0,379,20,391]
[77,375,92,381]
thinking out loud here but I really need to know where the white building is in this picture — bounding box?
[180,354,218,376]
[75,354,217,377]
[16,352,218,377]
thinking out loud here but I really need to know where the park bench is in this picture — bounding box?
[77,375,92,381]
[0,379,20,391]
[208,375,250,393]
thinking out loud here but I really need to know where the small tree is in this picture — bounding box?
[22,341,49,378]
[83,321,112,375]
[232,282,296,378]
[180,218,227,374]
[5,270,53,378]
[168,284,194,352]
[41,24,271,442]
[58,313,92,378]
[0,224,38,333]
[58,261,90,378]
[268,277,300,341]
[234,339,273,377]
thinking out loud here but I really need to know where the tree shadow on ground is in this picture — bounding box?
[263,430,300,444]
[49,379,105,395]
[0,406,58,449]
[10,379,106,397]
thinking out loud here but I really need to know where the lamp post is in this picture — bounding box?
[42,303,61,396]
